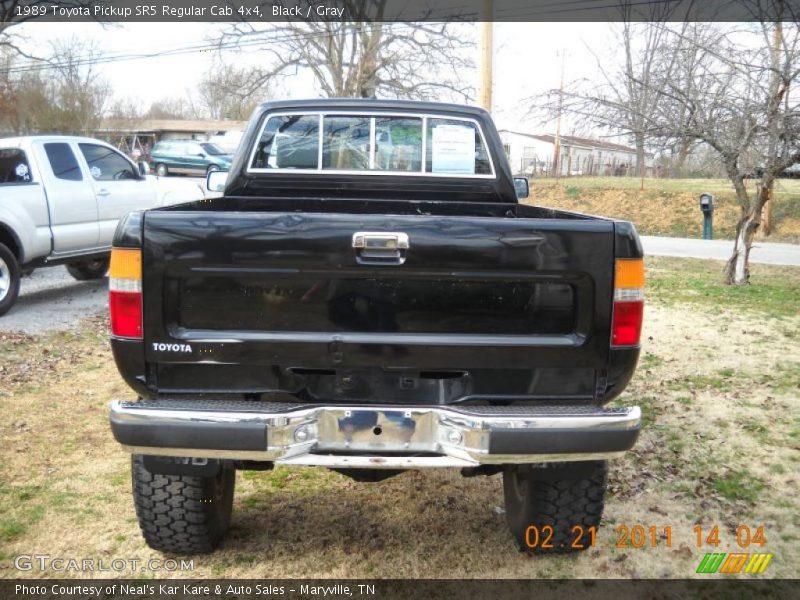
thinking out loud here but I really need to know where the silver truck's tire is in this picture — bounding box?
[66,258,109,281]
[131,454,235,554]
[503,461,606,554]
[155,163,169,177]
[0,243,21,317]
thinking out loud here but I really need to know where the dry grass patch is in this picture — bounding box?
[527,177,800,242]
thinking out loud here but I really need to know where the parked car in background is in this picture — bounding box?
[208,131,244,154]
[0,135,207,316]
[149,140,233,177]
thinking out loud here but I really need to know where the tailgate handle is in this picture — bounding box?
[352,232,409,265]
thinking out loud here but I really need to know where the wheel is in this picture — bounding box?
[131,454,235,554]
[502,461,607,554]
[0,243,21,317]
[206,164,220,175]
[66,258,109,281]
[155,163,169,177]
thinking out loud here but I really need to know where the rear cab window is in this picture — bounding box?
[44,143,83,181]
[249,111,494,177]
[0,148,33,184]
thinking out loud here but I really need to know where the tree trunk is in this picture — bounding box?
[762,183,773,236]
[724,179,769,285]
[634,131,645,179]
[673,136,692,177]
[725,214,757,285]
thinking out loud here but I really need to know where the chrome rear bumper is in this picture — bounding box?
[109,399,641,468]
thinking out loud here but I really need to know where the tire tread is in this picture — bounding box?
[503,461,607,555]
[131,455,233,554]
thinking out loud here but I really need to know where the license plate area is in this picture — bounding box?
[317,408,437,452]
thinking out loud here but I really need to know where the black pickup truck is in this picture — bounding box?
[108,99,644,555]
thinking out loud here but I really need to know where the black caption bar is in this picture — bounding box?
[3,0,798,23]
[3,579,794,600]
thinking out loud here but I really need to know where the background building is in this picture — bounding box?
[499,130,656,177]
[92,118,248,159]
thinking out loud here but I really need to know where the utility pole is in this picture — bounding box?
[553,49,565,179]
[764,20,783,236]
[478,0,493,112]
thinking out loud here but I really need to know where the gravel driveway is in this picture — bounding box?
[0,267,108,334]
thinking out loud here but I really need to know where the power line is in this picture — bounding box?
[495,0,688,19]
[4,0,700,74]
[5,21,417,74]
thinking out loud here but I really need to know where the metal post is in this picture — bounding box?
[478,1,493,112]
[703,212,713,240]
[700,193,714,239]
[553,49,565,178]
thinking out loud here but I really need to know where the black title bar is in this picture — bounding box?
[3,0,799,23]
[3,579,794,600]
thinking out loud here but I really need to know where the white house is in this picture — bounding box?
[498,130,656,177]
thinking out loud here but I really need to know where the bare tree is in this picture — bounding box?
[1,1,107,57]
[106,96,143,120]
[144,97,196,120]
[0,46,16,132]
[533,9,800,285]
[642,17,800,284]
[615,19,681,178]
[215,1,473,100]
[2,36,110,134]
[529,3,688,178]
[198,61,269,120]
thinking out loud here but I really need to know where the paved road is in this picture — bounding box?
[1,267,107,334]
[641,236,800,266]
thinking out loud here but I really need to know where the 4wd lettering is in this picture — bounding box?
[152,343,193,353]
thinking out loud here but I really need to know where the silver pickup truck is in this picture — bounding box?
[0,135,206,315]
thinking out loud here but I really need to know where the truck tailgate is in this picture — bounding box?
[141,201,615,398]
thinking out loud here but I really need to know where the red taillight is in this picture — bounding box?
[612,258,645,347]
[611,300,644,346]
[109,248,142,339]
[109,291,142,338]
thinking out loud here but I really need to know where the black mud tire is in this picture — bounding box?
[131,454,235,554]
[66,258,109,281]
[502,461,607,555]
[0,243,21,317]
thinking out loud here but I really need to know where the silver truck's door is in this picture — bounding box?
[76,142,158,246]
[34,140,100,254]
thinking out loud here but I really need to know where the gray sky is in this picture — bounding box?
[14,21,613,133]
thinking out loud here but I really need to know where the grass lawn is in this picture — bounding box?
[527,177,800,243]
[646,257,800,318]
[0,257,798,579]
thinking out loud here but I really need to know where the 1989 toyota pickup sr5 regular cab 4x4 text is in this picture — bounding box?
[107,99,644,555]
